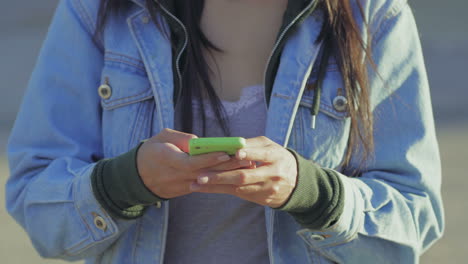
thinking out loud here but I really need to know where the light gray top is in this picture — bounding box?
[164,85,269,264]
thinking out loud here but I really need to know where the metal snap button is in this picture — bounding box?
[310,234,326,241]
[92,213,107,231]
[155,201,162,208]
[98,84,111,100]
[333,95,348,112]
[142,16,150,24]
[98,80,112,100]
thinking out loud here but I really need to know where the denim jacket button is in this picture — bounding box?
[333,95,348,112]
[142,16,150,24]
[310,234,326,241]
[98,83,112,100]
[155,201,162,208]
[92,213,108,231]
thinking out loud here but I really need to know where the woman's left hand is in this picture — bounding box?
[190,136,298,208]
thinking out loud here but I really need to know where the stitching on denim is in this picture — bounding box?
[372,2,409,45]
[68,181,94,255]
[75,0,105,50]
[66,171,113,256]
[129,100,152,147]
[72,0,94,35]
[299,100,349,120]
[129,102,144,148]
[384,0,408,20]
[105,58,146,72]
[105,52,145,66]
[272,86,347,140]
[129,9,166,130]
[103,95,154,110]
[273,92,294,100]
[104,61,147,78]
[130,104,142,147]
[102,89,152,105]
[300,96,333,112]
[137,102,150,142]
[140,102,153,140]
[132,218,142,264]
[105,54,145,70]
[73,178,93,237]
[105,57,146,73]
[106,51,145,65]
[296,108,305,153]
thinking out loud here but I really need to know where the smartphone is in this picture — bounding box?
[189,137,246,156]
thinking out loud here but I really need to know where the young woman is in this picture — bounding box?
[6,0,444,263]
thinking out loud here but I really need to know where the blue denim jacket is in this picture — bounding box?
[6,0,444,263]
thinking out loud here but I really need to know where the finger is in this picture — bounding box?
[182,152,233,171]
[197,165,274,186]
[190,182,237,195]
[244,136,272,148]
[207,159,253,171]
[235,182,284,207]
[157,143,230,172]
[236,145,281,163]
[236,182,279,196]
[153,142,187,168]
[154,179,199,199]
[154,128,197,153]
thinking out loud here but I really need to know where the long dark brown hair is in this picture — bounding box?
[96,0,374,174]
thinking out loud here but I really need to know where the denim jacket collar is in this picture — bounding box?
[128,0,313,17]
[129,0,145,8]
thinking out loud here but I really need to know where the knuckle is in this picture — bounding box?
[153,143,166,158]
[269,185,280,196]
[260,136,272,145]
[237,171,248,185]
[176,158,190,171]
[271,174,282,182]
[276,165,287,178]
[263,198,273,205]
[184,159,195,171]
[210,174,220,183]
[160,128,172,136]
[265,148,275,161]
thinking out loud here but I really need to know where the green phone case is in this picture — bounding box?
[189,137,246,156]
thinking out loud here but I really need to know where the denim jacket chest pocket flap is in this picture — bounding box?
[100,51,153,110]
[99,51,155,156]
[290,61,351,169]
[300,62,350,120]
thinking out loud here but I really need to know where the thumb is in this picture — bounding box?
[154,128,197,153]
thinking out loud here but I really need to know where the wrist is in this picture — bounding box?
[274,148,345,230]
[91,140,166,219]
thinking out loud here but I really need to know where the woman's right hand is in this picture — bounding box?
[136,128,252,199]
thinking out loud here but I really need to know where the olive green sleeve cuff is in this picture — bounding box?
[274,148,344,230]
[91,141,166,220]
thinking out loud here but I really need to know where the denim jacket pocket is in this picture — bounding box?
[288,64,351,169]
[99,54,155,157]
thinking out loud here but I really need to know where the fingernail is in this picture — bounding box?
[190,183,201,191]
[218,155,230,161]
[197,176,209,184]
[238,150,246,159]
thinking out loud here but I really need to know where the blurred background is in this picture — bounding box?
[0,0,466,263]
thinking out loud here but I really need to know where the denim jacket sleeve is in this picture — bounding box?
[296,1,444,262]
[5,0,135,260]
